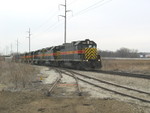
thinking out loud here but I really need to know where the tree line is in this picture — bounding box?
[99,47,140,58]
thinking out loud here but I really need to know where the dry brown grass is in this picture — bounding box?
[0,61,37,89]
[101,59,150,74]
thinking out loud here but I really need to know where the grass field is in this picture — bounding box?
[0,61,37,89]
[0,59,149,89]
[101,59,150,74]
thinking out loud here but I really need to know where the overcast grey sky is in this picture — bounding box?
[0,0,150,54]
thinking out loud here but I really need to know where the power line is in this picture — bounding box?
[33,10,59,32]
[44,21,62,32]
[74,0,105,16]
[74,0,112,16]
[68,0,78,6]
[32,11,60,38]
[32,0,112,41]
[85,0,112,13]
[33,0,76,38]
[32,21,60,38]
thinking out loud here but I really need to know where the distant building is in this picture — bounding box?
[139,52,150,58]
[139,54,144,58]
[145,54,150,58]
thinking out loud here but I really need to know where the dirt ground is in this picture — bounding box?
[0,90,142,113]
[0,61,149,113]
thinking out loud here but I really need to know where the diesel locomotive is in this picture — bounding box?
[14,39,102,70]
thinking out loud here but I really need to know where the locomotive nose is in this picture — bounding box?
[84,48,97,60]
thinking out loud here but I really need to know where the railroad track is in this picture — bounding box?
[91,70,150,80]
[58,68,150,105]
[47,68,82,96]
[46,69,62,96]
[56,66,150,79]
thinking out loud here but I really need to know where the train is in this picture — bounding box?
[13,39,102,70]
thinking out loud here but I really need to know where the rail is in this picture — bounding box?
[59,69,82,96]
[64,69,150,104]
[47,69,62,96]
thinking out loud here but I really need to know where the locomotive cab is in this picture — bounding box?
[79,39,98,61]
[75,39,102,69]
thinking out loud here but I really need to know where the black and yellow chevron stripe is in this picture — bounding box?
[84,48,97,60]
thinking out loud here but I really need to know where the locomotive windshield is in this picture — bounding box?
[81,40,97,49]
[77,41,97,50]
[82,44,96,48]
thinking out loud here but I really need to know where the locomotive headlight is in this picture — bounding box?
[98,59,101,61]
[83,60,88,62]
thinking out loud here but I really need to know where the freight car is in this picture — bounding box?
[14,39,102,70]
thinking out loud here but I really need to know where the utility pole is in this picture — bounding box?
[5,46,9,55]
[59,0,72,44]
[64,0,67,44]
[17,39,18,55]
[27,28,31,52]
[10,43,12,55]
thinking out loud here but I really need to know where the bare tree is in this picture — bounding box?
[116,48,139,58]
[99,47,139,58]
